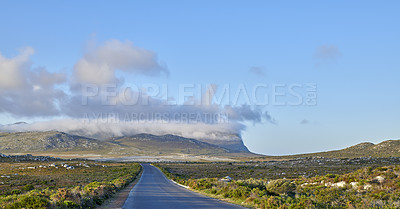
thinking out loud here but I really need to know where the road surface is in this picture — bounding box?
[123,163,245,209]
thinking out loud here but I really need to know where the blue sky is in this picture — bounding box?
[0,1,399,155]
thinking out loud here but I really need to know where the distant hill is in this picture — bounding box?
[259,139,400,160]
[0,131,115,152]
[65,130,250,153]
[0,122,251,153]
[0,131,243,157]
[3,131,400,160]
[308,140,400,158]
[12,121,28,125]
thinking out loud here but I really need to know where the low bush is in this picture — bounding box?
[23,184,35,191]
[157,163,400,209]
[0,162,141,209]
[5,196,48,209]
[265,179,296,196]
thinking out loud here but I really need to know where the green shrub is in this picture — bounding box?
[325,174,336,178]
[83,181,102,194]
[111,177,127,188]
[210,188,217,194]
[376,167,388,171]
[23,184,35,191]
[263,196,284,209]
[63,200,80,208]
[6,195,48,209]
[0,162,141,209]
[11,189,22,195]
[226,186,250,199]
[83,181,115,204]
[266,179,296,196]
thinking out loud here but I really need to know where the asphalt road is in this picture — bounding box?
[122,163,245,209]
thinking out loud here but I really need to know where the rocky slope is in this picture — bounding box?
[194,133,250,152]
[0,131,113,152]
[0,131,244,156]
[281,140,400,159]
[108,134,230,155]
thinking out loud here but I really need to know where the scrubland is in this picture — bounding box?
[0,160,141,209]
[157,158,400,208]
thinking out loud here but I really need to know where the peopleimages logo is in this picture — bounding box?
[80,83,317,107]
[82,112,229,124]
[80,83,317,124]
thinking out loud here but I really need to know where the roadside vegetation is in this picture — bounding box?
[156,157,400,180]
[156,159,400,208]
[0,160,141,209]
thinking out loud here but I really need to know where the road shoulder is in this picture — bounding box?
[97,167,144,209]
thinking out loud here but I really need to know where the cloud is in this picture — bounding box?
[0,40,276,140]
[61,86,272,125]
[30,68,66,87]
[59,79,275,139]
[314,45,341,60]
[299,119,318,125]
[248,66,265,76]
[314,45,341,68]
[73,39,168,85]
[300,119,309,125]
[0,48,67,117]
[0,47,34,90]
[2,80,275,139]
[264,111,277,124]
[1,119,243,141]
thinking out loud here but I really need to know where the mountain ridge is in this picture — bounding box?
[0,131,114,152]
[259,139,400,160]
[316,140,400,158]
[0,131,249,157]
[2,130,400,159]
[107,133,231,155]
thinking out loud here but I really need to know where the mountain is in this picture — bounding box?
[0,131,114,152]
[12,121,28,125]
[332,140,400,158]
[65,129,250,153]
[0,131,237,157]
[194,133,250,152]
[107,134,229,155]
[5,131,400,160]
[0,122,251,153]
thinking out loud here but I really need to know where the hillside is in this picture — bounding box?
[65,130,250,153]
[0,122,251,153]
[195,133,250,152]
[3,131,400,160]
[107,134,230,155]
[257,139,400,160]
[0,131,243,158]
[0,131,115,152]
[307,140,400,158]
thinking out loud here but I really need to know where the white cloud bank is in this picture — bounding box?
[0,40,275,139]
[0,47,34,90]
[74,39,168,85]
[0,47,66,116]
[3,119,244,141]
